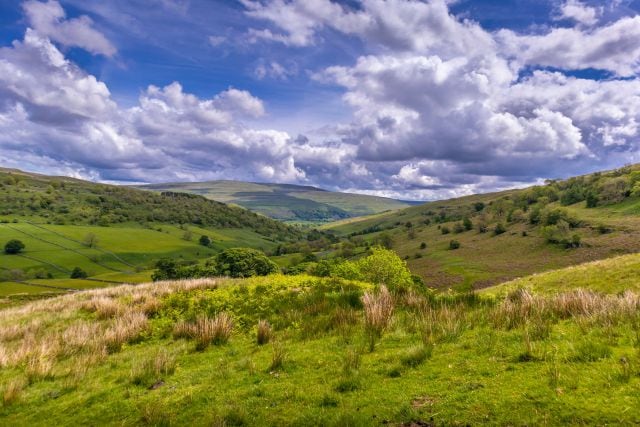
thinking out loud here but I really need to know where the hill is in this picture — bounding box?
[0,168,302,296]
[485,252,640,295]
[138,180,412,224]
[324,164,640,290]
[1,255,640,425]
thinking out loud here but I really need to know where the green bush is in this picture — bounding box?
[449,240,461,250]
[4,239,25,255]
[70,267,88,279]
[215,248,279,278]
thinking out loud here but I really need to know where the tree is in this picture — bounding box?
[214,248,278,278]
[70,267,88,279]
[83,233,99,248]
[199,235,211,247]
[4,239,25,254]
[352,247,415,292]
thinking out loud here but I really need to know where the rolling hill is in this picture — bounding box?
[0,168,302,297]
[2,253,640,425]
[138,180,413,224]
[324,164,640,290]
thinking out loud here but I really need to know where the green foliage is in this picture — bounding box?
[70,267,88,279]
[463,217,473,230]
[215,248,279,278]
[493,223,506,236]
[449,240,461,250]
[4,239,25,254]
[199,235,211,247]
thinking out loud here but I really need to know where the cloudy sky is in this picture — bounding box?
[1,0,639,200]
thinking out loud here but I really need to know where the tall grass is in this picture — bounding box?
[256,320,272,345]
[174,313,234,351]
[362,286,394,351]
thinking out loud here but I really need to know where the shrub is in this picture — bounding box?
[256,320,272,345]
[70,267,88,279]
[4,239,25,254]
[362,286,394,351]
[419,242,427,250]
[441,226,450,235]
[214,248,278,278]
[494,223,506,235]
[449,240,460,250]
[353,247,414,292]
[463,217,473,230]
[453,222,465,234]
[199,235,211,247]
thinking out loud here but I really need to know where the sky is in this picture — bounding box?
[0,0,640,201]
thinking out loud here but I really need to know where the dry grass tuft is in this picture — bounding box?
[2,378,25,406]
[104,310,148,353]
[256,319,272,345]
[174,313,234,350]
[362,286,394,351]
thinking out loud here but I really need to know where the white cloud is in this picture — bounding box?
[22,0,116,56]
[557,0,601,26]
[207,35,226,47]
[0,30,304,184]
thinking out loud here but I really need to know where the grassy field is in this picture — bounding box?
[1,266,640,425]
[139,180,411,223]
[0,221,279,296]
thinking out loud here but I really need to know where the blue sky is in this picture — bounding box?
[0,0,639,200]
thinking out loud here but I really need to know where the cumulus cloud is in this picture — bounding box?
[0,30,304,184]
[243,0,640,198]
[22,0,116,56]
[556,0,601,26]
[2,0,640,200]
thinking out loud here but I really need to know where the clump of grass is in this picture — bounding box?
[130,349,176,387]
[25,353,54,384]
[617,356,633,383]
[362,286,394,351]
[104,310,148,353]
[2,378,25,406]
[342,348,361,375]
[572,340,612,362]
[174,313,234,351]
[334,376,360,393]
[400,345,432,368]
[419,304,466,344]
[319,394,339,407]
[82,296,122,319]
[269,341,287,371]
[256,320,271,345]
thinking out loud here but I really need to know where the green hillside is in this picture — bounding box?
[2,254,640,425]
[0,169,302,297]
[324,164,640,290]
[486,252,640,295]
[139,180,412,224]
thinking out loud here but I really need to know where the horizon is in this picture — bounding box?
[1,0,640,200]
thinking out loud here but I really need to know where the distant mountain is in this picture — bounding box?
[138,180,412,223]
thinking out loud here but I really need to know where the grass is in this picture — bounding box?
[0,221,279,296]
[1,270,640,425]
[486,252,640,295]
